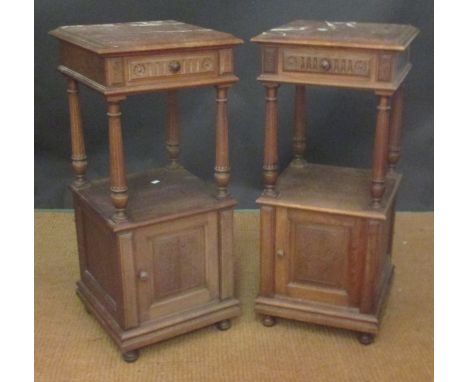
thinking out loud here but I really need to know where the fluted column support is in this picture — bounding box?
[292,85,307,167]
[165,90,181,169]
[388,85,405,173]
[371,93,392,208]
[214,85,231,199]
[262,83,280,197]
[66,78,87,188]
[107,96,128,222]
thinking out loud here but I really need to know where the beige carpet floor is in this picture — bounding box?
[35,211,433,382]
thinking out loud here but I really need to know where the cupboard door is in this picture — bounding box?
[275,208,365,307]
[134,212,219,322]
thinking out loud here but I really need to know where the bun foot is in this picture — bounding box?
[262,315,276,327]
[358,333,374,345]
[216,319,231,331]
[122,349,139,363]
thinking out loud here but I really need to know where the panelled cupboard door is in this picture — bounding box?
[134,212,219,323]
[275,208,366,308]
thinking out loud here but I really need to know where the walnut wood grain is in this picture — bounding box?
[214,85,231,199]
[388,85,405,172]
[292,85,306,167]
[165,90,181,169]
[66,78,88,187]
[262,83,280,197]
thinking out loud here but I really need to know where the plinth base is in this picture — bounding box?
[77,283,240,354]
[255,266,394,335]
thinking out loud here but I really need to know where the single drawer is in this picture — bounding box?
[281,47,373,79]
[125,51,218,84]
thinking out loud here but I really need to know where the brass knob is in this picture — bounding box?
[138,270,149,281]
[169,61,181,73]
[320,58,331,71]
[276,249,284,257]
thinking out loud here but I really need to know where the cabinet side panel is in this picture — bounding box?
[77,199,124,325]
[219,208,234,299]
[72,194,87,279]
[360,219,381,314]
[386,199,397,258]
[259,206,276,297]
[373,200,396,308]
[348,218,367,307]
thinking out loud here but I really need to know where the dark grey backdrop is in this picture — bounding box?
[35,0,433,210]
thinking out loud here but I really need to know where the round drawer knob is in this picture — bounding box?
[138,270,149,281]
[320,58,331,71]
[169,60,181,73]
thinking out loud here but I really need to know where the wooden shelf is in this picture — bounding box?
[73,167,236,231]
[257,163,401,220]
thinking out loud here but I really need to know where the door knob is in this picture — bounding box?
[169,60,181,73]
[276,249,284,257]
[320,58,331,71]
[138,270,149,281]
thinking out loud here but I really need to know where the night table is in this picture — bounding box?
[50,20,243,362]
[252,20,418,344]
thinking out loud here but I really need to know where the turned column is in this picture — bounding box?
[292,85,306,167]
[388,85,405,173]
[165,90,181,169]
[263,83,280,197]
[214,85,231,199]
[66,78,87,188]
[107,97,128,222]
[371,94,391,208]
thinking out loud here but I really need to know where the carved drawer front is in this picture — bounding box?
[281,47,373,79]
[275,208,365,307]
[124,51,218,84]
[133,212,219,323]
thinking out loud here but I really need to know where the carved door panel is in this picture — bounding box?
[134,212,219,323]
[275,208,365,307]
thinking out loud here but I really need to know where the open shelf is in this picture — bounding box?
[257,163,401,220]
[73,166,236,231]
